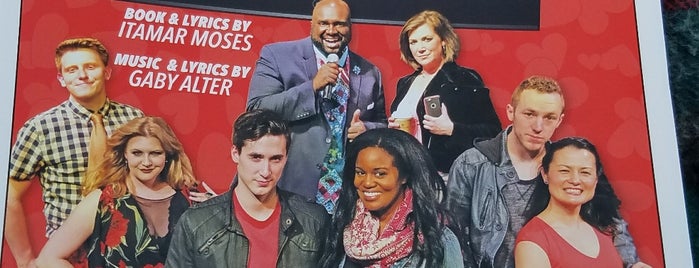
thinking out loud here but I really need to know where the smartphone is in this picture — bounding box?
[423,95,442,117]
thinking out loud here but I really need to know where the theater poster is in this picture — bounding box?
[0,0,691,267]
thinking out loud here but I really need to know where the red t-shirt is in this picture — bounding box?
[516,217,623,268]
[233,193,281,267]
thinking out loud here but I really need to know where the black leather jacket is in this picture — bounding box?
[165,183,329,267]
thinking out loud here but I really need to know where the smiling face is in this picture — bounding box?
[232,134,288,201]
[408,24,445,73]
[543,146,598,209]
[310,0,351,55]
[125,136,166,185]
[57,48,110,109]
[507,89,564,155]
[353,147,406,225]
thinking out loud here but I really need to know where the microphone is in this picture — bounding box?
[322,53,339,100]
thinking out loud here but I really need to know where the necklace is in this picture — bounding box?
[514,181,535,201]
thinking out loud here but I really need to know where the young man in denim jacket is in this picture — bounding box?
[445,76,649,268]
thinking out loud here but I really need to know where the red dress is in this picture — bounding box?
[516,217,623,268]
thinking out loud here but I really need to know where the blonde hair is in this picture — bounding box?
[82,117,196,197]
[399,10,459,69]
[511,75,565,110]
[55,37,109,70]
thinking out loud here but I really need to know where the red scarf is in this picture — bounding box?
[343,189,416,267]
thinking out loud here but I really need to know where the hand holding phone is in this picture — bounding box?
[423,95,442,117]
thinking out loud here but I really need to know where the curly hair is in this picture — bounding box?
[525,136,622,235]
[82,116,196,197]
[319,128,450,267]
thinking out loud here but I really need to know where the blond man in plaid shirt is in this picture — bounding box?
[5,37,143,268]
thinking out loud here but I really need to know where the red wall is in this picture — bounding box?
[4,0,663,266]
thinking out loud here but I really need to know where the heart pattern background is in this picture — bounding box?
[1,0,675,267]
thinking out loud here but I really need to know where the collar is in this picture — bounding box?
[227,176,297,233]
[474,126,513,167]
[67,98,111,119]
[313,46,349,67]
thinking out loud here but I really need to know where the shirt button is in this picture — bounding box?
[325,137,331,143]
[495,223,502,230]
[506,171,515,178]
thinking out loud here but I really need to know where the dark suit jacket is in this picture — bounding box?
[247,37,387,199]
[391,62,501,173]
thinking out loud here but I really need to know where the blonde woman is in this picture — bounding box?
[36,117,197,267]
[390,10,501,176]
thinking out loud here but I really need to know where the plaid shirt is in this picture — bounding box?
[9,98,143,236]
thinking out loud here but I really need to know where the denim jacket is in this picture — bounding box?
[445,126,640,268]
[165,182,329,267]
[339,227,464,268]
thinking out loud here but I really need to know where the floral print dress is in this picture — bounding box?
[76,186,189,268]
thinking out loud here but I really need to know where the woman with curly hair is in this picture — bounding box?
[36,117,197,267]
[515,137,648,267]
[319,128,462,267]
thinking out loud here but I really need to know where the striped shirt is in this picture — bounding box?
[9,98,143,236]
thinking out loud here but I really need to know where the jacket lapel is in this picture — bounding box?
[347,52,361,115]
[302,38,319,81]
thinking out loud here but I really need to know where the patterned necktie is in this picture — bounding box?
[316,60,351,214]
[87,113,107,174]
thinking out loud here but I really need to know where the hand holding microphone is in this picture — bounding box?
[313,53,340,99]
[322,53,339,99]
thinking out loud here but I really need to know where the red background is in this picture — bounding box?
[4,0,663,266]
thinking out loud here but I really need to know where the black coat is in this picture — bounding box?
[391,62,502,173]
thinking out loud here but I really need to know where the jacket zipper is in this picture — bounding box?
[479,189,492,227]
[197,227,228,254]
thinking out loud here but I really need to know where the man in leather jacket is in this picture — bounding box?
[165,109,329,267]
[444,76,648,268]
